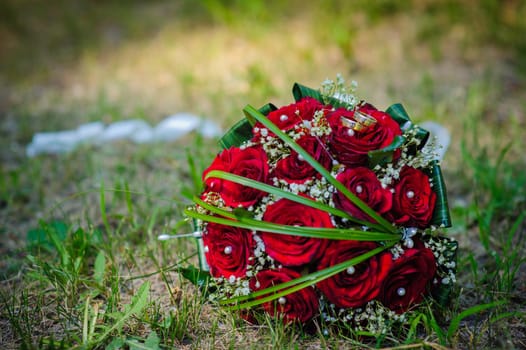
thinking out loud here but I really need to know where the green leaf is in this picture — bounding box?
[242,104,398,235]
[367,135,406,168]
[105,338,125,350]
[292,82,350,109]
[218,103,276,150]
[219,118,254,150]
[127,331,161,350]
[385,103,411,125]
[222,243,394,310]
[204,169,383,229]
[257,103,277,117]
[27,220,68,252]
[385,103,430,153]
[93,251,106,285]
[179,265,211,289]
[144,332,161,349]
[428,161,452,227]
[292,83,324,102]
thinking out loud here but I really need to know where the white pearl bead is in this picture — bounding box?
[355,185,363,194]
[224,246,232,254]
[346,266,355,275]
[278,297,287,305]
[406,190,415,199]
[404,238,414,249]
[280,114,288,122]
[397,287,406,296]
[204,245,209,253]
[347,129,355,137]
[297,154,305,162]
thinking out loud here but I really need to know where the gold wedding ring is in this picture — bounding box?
[353,111,377,127]
[340,116,367,132]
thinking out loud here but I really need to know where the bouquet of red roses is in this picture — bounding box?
[184,76,457,333]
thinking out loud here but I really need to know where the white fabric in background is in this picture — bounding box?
[419,121,451,161]
[26,113,223,157]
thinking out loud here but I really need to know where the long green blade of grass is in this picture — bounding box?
[187,197,400,241]
[93,281,151,344]
[204,169,384,230]
[222,243,394,310]
[447,300,506,340]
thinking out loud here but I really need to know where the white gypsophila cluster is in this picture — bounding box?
[389,243,406,260]
[321,299,407,335]
[209,274,252,303]
[423,236,457,285]
[320,74,359,110]
[309,109,333,137]
[374,124,438,189]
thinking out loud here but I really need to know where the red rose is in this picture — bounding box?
[203,146,269,208]
[379,245,437,313]
[203,223,255,279]
[252,97,325,140]
[390,166,436,228]
[333,167,392,222]
[273,135,333,184]
[260,197,332,267]
[327,105,402,166]
[317,241,392,308]
[250,268,319,324]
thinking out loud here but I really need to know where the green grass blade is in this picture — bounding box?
[93,251,106,286]
[222,243,394,310]
[186,200,399,241]
[446,300,506,340]
[204,169,384,230]
[243,104,397,234]
[94,281,151,344]
[82,296,90,344]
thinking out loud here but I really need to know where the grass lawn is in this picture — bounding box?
[1,1,525,349]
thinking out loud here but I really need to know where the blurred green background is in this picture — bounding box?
[1,0,525,130]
